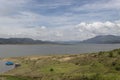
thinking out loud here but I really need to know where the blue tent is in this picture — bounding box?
[5,61,14,65]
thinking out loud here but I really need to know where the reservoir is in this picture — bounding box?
[0,44,120,57]
[1,43,120,73]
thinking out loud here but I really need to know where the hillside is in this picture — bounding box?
[0,38,55,44]
[82,35,120,43]
[1,49,120,80]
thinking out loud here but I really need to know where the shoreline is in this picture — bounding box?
[0,48,118,60]
[1,48,120,80]
[0,61,15,74]
[0,48,117,62]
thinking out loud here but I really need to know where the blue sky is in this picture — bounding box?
[0,0,120,41]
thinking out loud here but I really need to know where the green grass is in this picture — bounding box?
[1,48,120,80]
[40,63,79,74]
[0,75,32,80]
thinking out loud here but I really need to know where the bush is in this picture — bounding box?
[50,68,54,72]
[117,51,120,55]
[111,62,116,66]
[115,66,120,71]
[90,73,104,80]
[80,75,89,80]
[98,51,104,56]
[108,52,113,57]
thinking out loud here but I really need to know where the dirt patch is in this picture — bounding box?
[59,57,73,62]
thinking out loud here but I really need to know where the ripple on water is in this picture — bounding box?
[0,61,15,73]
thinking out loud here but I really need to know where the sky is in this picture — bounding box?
[0,0,120,41]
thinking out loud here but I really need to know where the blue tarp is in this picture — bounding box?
[5,61,14,65]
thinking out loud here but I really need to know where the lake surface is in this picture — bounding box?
[1,43,120,73]
[0,44,120,57]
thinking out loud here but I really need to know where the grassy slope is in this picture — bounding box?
[1,49,120,80]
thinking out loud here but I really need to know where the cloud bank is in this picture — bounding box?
[0,21,120,41]
[0,0,120,41]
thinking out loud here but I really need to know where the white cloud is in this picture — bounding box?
[73,0,120,11]
[0,0,120,41]
[36,1,72,9]
[0,0,30,16]
[0,20,120,41]
[75,21,120,40]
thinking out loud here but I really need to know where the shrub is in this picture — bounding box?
[90,73,104,80]
[112,62,116,66]
[108,52,113,57]
[115,66,120,71]
[50,68,54,72]
[98,51,104,56]
[117,51,120,55]
[80,75,89,80]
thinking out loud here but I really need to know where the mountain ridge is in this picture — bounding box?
[1,35,120,44]
[0,38,55,44]
[82,35,120,43]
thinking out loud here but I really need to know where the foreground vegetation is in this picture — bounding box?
[1,49,120,80]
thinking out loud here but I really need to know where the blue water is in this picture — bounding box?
[0,44,120,57]
[1,44,120,73]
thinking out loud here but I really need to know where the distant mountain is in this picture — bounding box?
[0,38,55,44]
[82,35,120,44]
[55,41,81,45]
[1,35,120,44]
